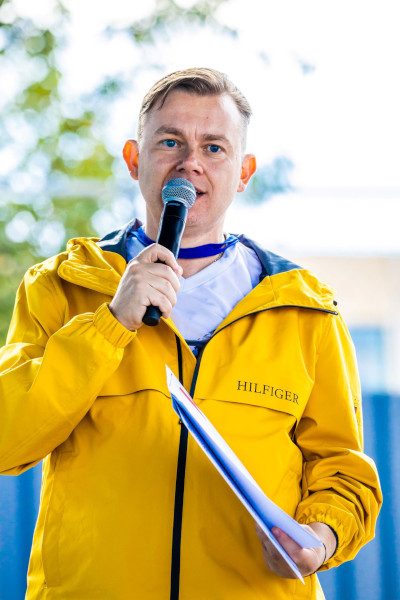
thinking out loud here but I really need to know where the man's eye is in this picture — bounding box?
[162,139,177,148]
[208,144,221,153]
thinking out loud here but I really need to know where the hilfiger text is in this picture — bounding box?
[237,381,299,404]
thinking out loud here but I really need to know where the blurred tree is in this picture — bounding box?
[0,0,116,339]
[0,0,293,342]
[110,0,235,43]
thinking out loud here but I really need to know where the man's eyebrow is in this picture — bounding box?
[153,126,183,137]
[152,126,232,147]
[202,133,232,147]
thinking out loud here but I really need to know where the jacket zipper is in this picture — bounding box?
[170,337,204,600]
[168,303,336,598]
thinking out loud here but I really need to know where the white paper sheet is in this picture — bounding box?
[166,365,323,583]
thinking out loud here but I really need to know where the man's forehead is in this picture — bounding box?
[145,90,243,133]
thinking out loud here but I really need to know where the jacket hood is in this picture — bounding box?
[57,237,128,297]
[57,218,338,316]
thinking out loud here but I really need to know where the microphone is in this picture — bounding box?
[142,178,196,326]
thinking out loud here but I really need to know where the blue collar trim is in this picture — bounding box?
[132,226,239,259]
[97,219,301,277]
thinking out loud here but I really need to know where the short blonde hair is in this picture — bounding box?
[138,67,252,146]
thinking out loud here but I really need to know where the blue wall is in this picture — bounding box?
[319,394,399,599]
[0,394,397,599]
[0,463,41,600]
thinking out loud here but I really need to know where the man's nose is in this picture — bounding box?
[176,147,204,174]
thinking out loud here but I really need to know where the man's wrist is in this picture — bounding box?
[320,541,327,565]
[308,522,338,565]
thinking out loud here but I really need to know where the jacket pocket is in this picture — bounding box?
[195,331,315,423]
[197,372,312,425]
[97,333,172,398]
[41,450,74,587]
[191,393,304,514]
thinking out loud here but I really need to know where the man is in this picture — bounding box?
[0,68,381,599]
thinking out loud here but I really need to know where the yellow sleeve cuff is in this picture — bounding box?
[93,303,136,348]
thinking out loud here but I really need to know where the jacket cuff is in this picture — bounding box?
[296,506,344,570]
[93,303,135,348]
[325,525,339,559]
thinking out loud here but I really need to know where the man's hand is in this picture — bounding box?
[109,244,182,331]
[255,521,337,579]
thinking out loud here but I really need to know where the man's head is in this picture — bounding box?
[123,68,256,242]
[137,67,252,151]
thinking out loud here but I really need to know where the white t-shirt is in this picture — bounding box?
[126,233,262,353]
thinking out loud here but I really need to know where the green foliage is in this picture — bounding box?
[118,0,233,44]
[0,1,124,340]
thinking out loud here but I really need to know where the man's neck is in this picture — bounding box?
[177,226,226,278]
[177,253,223,279]
[143,221,226,279]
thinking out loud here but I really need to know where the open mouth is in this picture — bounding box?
[195,188,205,197]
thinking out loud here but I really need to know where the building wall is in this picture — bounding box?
[292,255,400,394]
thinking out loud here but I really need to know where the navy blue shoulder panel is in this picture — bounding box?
[97,218,142,262]
[238,234,301,278]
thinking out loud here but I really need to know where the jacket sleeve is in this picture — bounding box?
[0,264,134,475]
[294,312,382,570]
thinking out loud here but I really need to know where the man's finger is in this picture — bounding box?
[271,527,303,556]
[255,524,298,579]
[133,243,183,277]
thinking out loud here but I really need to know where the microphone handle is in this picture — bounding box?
[142,201,188,326]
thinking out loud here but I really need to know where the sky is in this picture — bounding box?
[2,0,400,255]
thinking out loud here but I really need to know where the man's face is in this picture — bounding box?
[127,90,255,242]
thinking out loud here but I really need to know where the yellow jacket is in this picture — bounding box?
[0,223,382,599]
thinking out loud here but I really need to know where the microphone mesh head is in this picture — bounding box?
[162,178,196,208]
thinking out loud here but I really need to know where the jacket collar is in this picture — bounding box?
[57,219,337,315]
[96,217,142,260]
[96,219,301,280]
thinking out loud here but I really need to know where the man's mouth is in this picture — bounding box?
[195,188,205,197]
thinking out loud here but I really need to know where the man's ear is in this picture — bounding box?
[237,154,256,193]
[123,139,139,180]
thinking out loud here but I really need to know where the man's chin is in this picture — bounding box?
[184,214,207,231]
